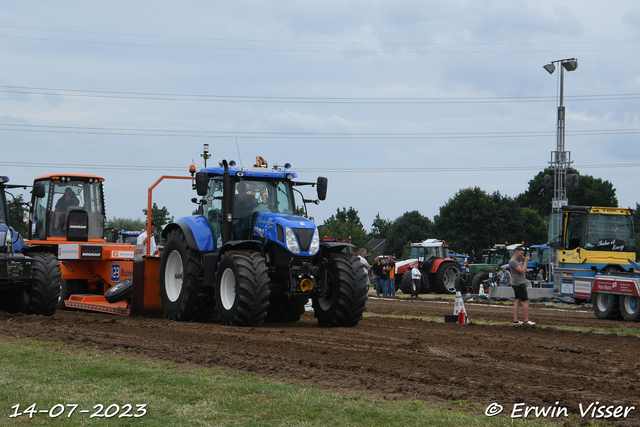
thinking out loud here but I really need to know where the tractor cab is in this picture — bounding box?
[548,206,635,299]
[29,174,106,242]
[549,206,635,272]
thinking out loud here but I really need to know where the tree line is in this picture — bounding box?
[318,169,640,261]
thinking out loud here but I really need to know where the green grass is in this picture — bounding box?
[0,340,560,427]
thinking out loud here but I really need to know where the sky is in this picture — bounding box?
[2,1,640,233]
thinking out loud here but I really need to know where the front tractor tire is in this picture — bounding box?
[399,271,415,295]
[471,273,489,294]
[313,254,368,327]
[29,253,62,316]
[159,229,213,321]
[215,250,271,326]
[435,262,462,294]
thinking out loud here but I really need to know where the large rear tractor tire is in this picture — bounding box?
[399,271,415,295]
[435,262,462,294]
[215,250,271,326]
[620,295,640,321]
[265,294,308,323]
[592,293,622,320]
[159,229,213,321]
[313,254,368,327]
[471,273,489,294]
[29,253,62,316]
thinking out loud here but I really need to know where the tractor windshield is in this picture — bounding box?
[202,176,295,243]
[234,179,294,215]
[584,213,634,251]
[32,179,105,240]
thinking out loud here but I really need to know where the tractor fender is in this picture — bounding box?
[318,241,355,258]
[162,216,214,252]
[201,240,264,290]
[395,259,417,277]
[219,240,263,256]
[430,258,456,274]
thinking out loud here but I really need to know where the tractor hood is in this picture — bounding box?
[0,224,23,252]
[252,212,319,256]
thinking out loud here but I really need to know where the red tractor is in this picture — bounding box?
[395,239,462,295]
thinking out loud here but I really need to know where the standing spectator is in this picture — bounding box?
[509,246,535,325]
[497,265,511,286]
[380,258,389,296]
[137,221,159,257]
[386,255,396,297]
[371,257,383,296]
[410,262,422,298]
[357,248,370,276]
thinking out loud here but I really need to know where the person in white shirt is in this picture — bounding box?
[137,221,158,257]
[358,248,370,275]
[410,263,422,298]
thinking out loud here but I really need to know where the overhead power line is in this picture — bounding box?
[2,85,640,104]
[2,25,640,54]
[1,123,639,139]
[0,161,638,173]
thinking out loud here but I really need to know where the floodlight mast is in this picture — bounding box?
[544,58,578,213]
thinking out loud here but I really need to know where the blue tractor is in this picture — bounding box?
[0,175,60,315]
[157,155,369,327]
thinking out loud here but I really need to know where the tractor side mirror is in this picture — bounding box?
[33,182,45,198]
[195,172,209,196]
[316,177,328,201]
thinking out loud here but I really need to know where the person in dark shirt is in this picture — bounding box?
[371,257,383,296]
[385,255,396,296]
[54,187,80,234]
[380,258,389,296]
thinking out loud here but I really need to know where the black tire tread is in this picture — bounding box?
[399,271,414,295]
[314,254,368,327]
[160,229,210,322]
[216,250,271,326]
[30,253,62,316]
[435,262,462,294]
[105,278,134,303]
[471,272,489,294]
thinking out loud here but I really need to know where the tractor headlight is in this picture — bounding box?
[0,229,7,250]
[285,226,300,254]
[309,228,319,255]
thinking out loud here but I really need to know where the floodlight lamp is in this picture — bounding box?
[229,160,236,167]
[543,63,556,74]
[562,60,578,72]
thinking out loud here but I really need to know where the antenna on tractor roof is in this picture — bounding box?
[235,138,243,169]
[201,144,211,168]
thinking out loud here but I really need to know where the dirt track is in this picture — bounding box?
[1,294,639,426]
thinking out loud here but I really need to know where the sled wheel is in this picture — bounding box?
[592,293,621,320]
[105,278,134,303]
